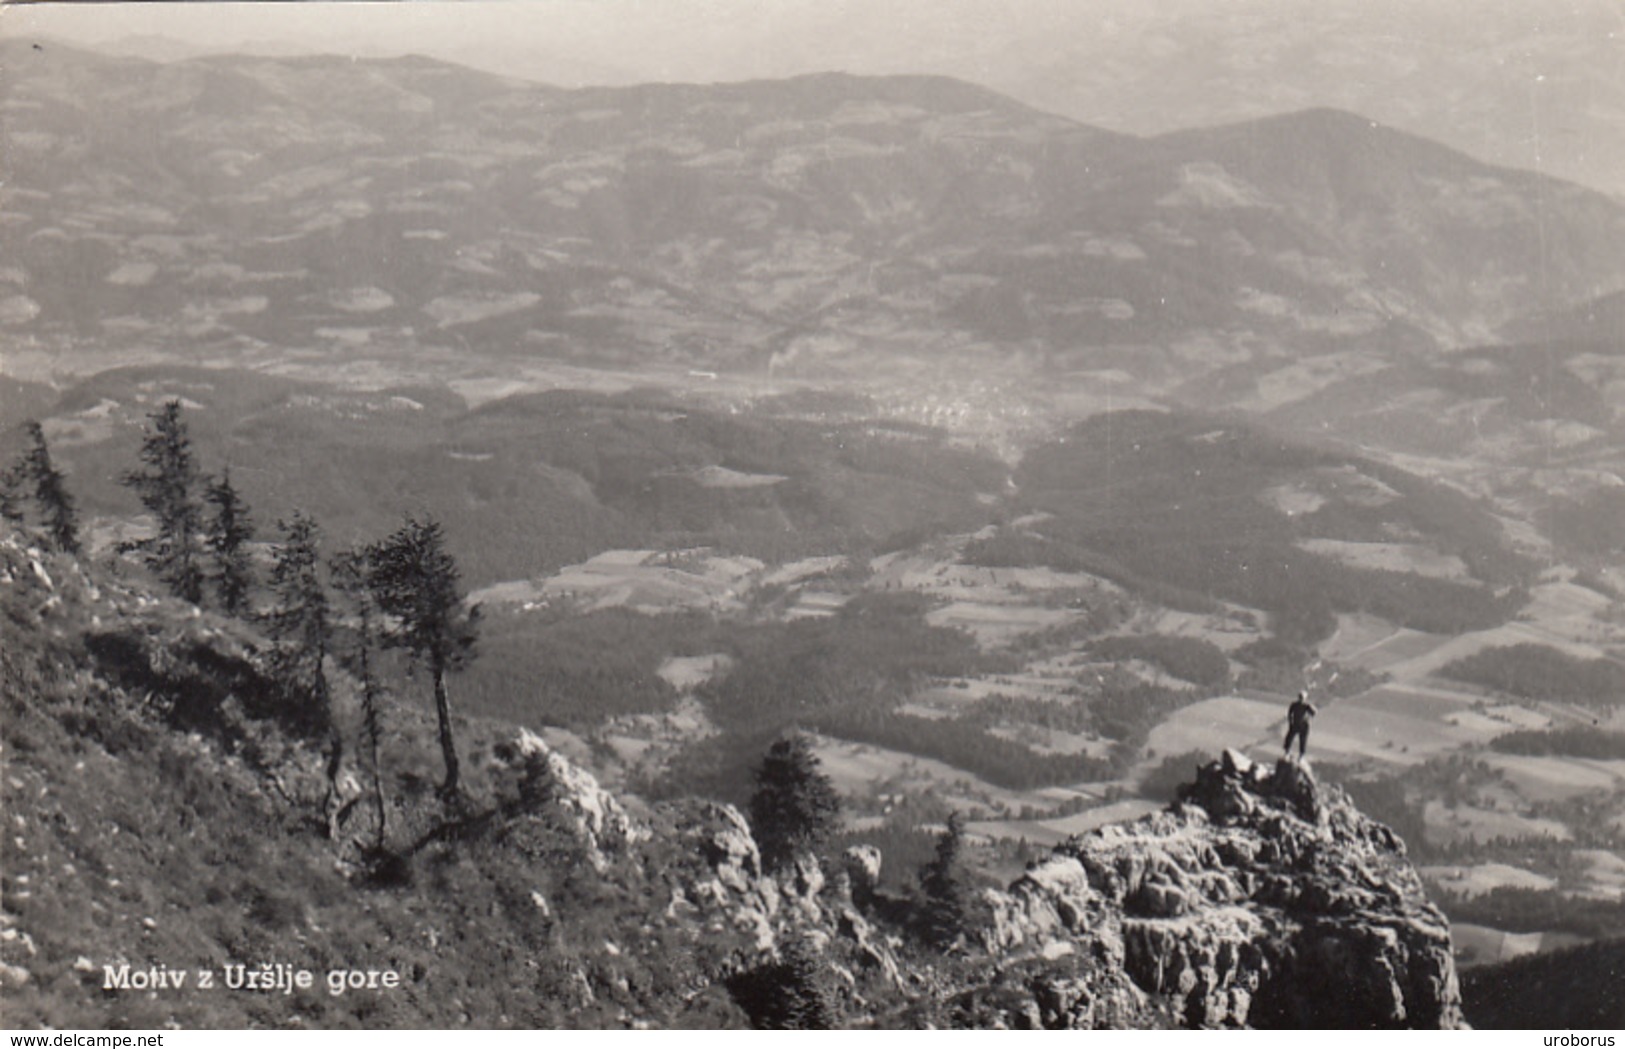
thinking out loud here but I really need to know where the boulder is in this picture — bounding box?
[780,852,826,922]
[843,844,883,904]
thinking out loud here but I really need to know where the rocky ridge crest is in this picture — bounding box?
[490,726,1464,1028]
[977,748,1463,1027]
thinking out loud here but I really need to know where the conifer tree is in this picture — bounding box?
[121,401,203,603]
[773,941,838,1032]
[204,468,256,615]
[26,423,80,555]
[724,933,838,1029]
[917,810,983,951]
[365,515,478,799]
[5,422,80,554]
[266,512,342,806]
[748,734,841,874]
[333,548,388,850]
[777,935,838,1029]
[0,468,22,528]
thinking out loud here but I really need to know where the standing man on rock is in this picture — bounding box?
[1284,690,1317,760]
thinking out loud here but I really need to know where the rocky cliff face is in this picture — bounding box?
[977,748,1463,1028]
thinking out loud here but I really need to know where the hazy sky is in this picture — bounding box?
[11,0,1619,88]
[8,0,1624,193]
[11,0,1173,84]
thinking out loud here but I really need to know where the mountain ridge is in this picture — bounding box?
[4,41,1621,392]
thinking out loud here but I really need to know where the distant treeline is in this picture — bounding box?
[1488,725,1625,760]
[1088,634,1231,690]
[1328,774,1432,858]
[697,592,1007,732]
[25,375,1012,590]
[806,705,1112,791]
[1007,410,1532,646]
[1137,749,1214,802]
[1437,886,1625,940]
[1089,678,1203,750]
[961,673,1201,767]
[958,529,1222,615]
[961,694,1093,736]
[1440,643,1625,706]
[1424,346,1616,431]
[459,606,720,729]
[1234,636,1385,699]
[648,589,1215,797]
[1547,486,1625,558]
[1462,938,1625,1030]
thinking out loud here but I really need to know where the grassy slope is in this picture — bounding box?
[0,539,754,1029]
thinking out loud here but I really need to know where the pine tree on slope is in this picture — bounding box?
[4,421,79,554]
[121,401,204,603]
[0,466,23,527]
[265,511,342,812]
[365,515,478,800]
[204,468,256,616]
[333,547,389,851]
[917,810,983,951]
[748,734,841,875]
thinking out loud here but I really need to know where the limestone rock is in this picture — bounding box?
[495,728,646,870]
[961,754,1462,1027]
[835,905,902,987]
[843,845,882,903]
[984,854,1098,952]
[664,799,779,953]
[780,852,826,922]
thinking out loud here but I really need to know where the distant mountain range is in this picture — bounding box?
[3,40,1621,386]
[3,40,1623,518]
[70,0,1625,198]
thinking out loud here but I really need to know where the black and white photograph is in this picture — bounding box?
[1,0,1622,1031]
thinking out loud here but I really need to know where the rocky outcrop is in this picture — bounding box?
[658,797,904,986]
[490,734,906,996]
[663,799,782,952]
[843,845,883,905]
[492,728,647,870]
[980,750,1464,1028]
[487,726,1459,1028]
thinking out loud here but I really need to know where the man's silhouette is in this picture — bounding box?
[1284,690,1317,759]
